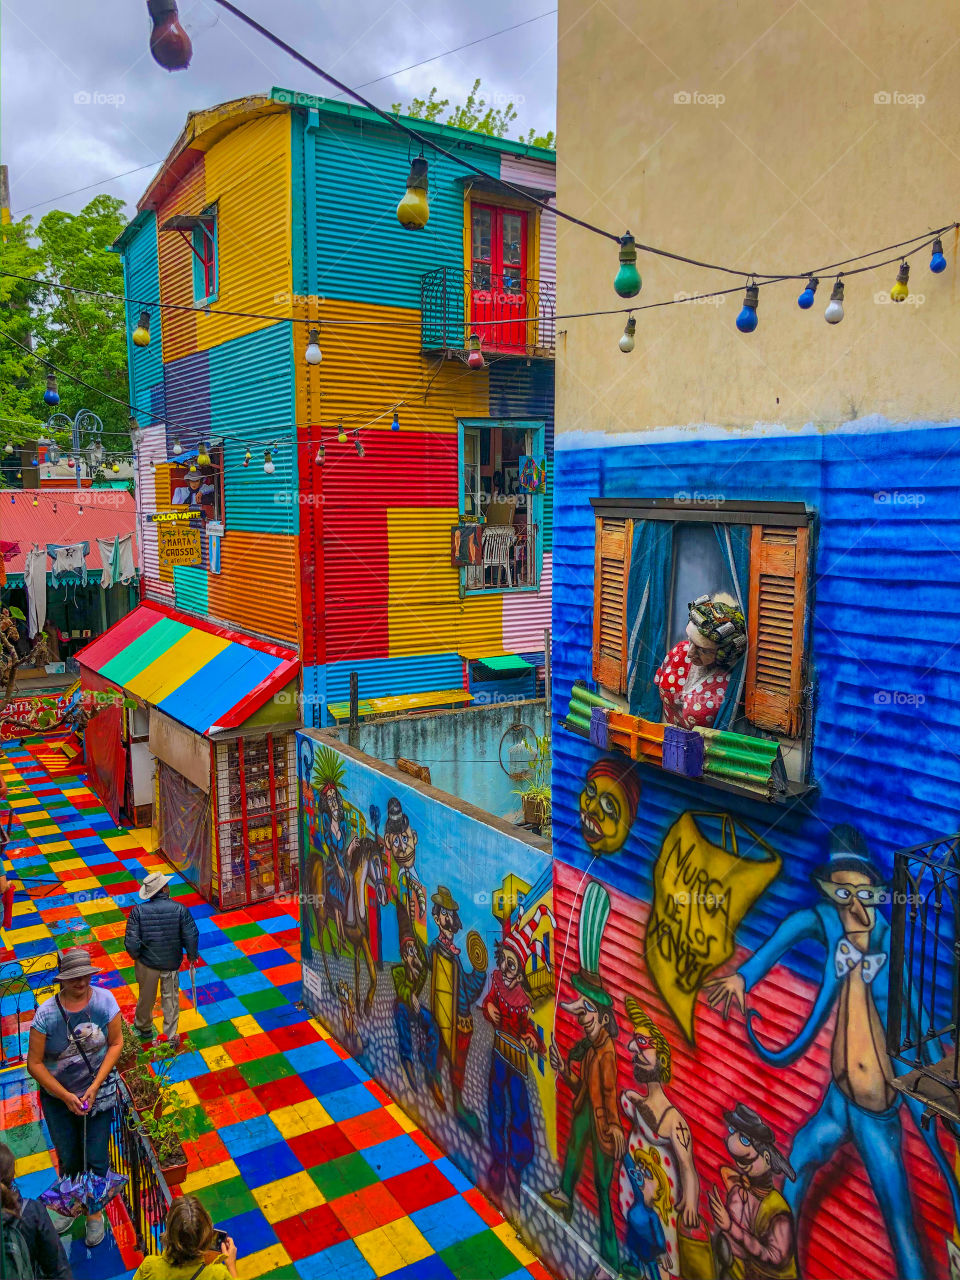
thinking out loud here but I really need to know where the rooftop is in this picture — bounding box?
[2,488,137,577]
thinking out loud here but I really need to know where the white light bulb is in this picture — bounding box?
[304,328,322,365]
[824,279,845,325]
[619,317,637,353]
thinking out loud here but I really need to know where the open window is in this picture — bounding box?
[459,421,543,592]
[590,499,813,783]
[168,444,224,526]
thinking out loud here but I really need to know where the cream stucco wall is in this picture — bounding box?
[556,0,960,434]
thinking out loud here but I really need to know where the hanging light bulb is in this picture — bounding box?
[129,416,145,449]
[31,453,38,466]
[67,456,76,469]
[824,278,845,324]
[304,328,323,365]
[391,408,400,432]
[172,437,183,456]
[147,0,193,71]
[397,156,430,229]
[188,462,198,475]
[263,450,275,475]
[32,495,38,507]
[43,373,61,407]
[243,448,251,468]
[797,276,819,309]
[47,443,62,465]
[353,429,365,458]
[890,261,910,303]
[111,461,121,474]
[132,309,152,347]
[3,442,13,454]
[150,458,157,472]
[52,502,57,514]
[930,237,947,274]
[16,470,21,480]
[466,333,484,370]
[197,440,211,467]
[619,316,637,353]
[337,420,347,444]
[315,442,325,465]
[614,232,642,298]
[736,282,760,333]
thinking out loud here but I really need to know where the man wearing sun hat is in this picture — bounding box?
[124,870,199,1046]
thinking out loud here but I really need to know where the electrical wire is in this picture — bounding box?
[10,163,162,217]
[210,0,957,281]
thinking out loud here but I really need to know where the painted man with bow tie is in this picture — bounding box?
[705,824,960,1280]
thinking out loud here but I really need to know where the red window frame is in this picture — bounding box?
[470,204,529,353]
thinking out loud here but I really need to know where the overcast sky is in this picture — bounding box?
[2,0,557,222]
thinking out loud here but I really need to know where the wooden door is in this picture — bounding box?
[470,204,528,352]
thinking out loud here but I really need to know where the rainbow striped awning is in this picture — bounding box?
[76,603,299,737]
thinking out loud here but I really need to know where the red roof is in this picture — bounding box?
[2,489,138,576]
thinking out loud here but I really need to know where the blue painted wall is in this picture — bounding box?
[121,212,164,422]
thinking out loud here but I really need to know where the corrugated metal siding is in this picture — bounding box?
[197,112,292,352]
[306,115,501,307]
[323,652,464,709]
[138,422,174,601]
[551,424,960,1280]
[163,349,210,451]
[387,506,502,658]
[122,213,164,419]
[207,529,299,645]
[502,552,552,651]
[173,565,209,616]
[157,158,205,364]
[210,323,297,536]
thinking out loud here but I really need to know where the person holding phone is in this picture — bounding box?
[27,948,123,1247]
[132,1196,238,1279]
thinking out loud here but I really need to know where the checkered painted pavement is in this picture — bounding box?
[0,742,550,1280]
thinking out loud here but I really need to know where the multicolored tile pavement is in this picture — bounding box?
[0,740,550,1280]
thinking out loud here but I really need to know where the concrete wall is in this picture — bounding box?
[557,0,960,433]
[328,700,547,821]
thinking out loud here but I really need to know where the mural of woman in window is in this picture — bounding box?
[654,593,746,730]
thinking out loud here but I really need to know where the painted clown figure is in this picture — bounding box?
[655,593,747,730]
[482,905,552,1198]
[579,758,641,855]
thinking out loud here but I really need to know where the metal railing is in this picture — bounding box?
[887,831,960,1124]
[108,1079,172,1257]
[421,267,555,356]
[0,962,39,1069]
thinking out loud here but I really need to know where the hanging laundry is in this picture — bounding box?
[47,542,90,587]
[0,541,20,589]
[24,543,48,639]
[97,535,136,588]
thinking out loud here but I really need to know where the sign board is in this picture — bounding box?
[157,521,201,570]
[148,708,210,793]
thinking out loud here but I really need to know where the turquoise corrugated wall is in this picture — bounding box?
[122,213,164,421]
[172,565,209,615]
[208,322,298,536]
[302,113,501,306]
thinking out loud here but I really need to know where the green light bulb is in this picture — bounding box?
[614,232,642,298]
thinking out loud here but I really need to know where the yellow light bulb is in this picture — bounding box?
[397,157,430,230]
[890,262,910,303]
[132,309,151,347]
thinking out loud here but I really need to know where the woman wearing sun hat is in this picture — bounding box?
[27,947,122,1247]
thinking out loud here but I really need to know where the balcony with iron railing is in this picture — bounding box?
[421,267,556,359]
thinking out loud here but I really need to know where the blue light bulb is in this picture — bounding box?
[797,275,819,309]
[391,409,400,432]
[930,237,947,273]
[736,283,760,333]
[43,389,60,406]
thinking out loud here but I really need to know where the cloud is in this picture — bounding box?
[1,0,556,219]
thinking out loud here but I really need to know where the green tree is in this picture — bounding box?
[0,195,129,467]
[392,78,555,149]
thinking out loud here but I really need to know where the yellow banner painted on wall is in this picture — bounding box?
[157,522,201,569]
[645,810,781,1042]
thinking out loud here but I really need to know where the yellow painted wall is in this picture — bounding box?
[197,112,293,352]
[557,0,960,433]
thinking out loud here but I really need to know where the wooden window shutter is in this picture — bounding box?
[592,516,633,693]
[745,523,810,736]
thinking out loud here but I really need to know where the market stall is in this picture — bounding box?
[77,602,301,907]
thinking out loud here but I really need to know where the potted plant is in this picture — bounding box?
[140,1096,190,1187]
[120,1059,163,1120]
[117,1018,141,1073]
[513,731,552,832]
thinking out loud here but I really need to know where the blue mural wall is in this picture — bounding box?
[296,731,595,1275]
[548,422,960,1280]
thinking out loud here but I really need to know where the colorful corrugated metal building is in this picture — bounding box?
[115,90,555,727]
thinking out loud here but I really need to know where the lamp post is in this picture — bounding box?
[43,410,106,491]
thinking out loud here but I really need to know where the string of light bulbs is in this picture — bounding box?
[146,0,956,298]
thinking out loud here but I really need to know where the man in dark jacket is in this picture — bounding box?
[125,871,199,1046]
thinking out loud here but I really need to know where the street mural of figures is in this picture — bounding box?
[297,732,559,1241]
[704,823,960,1280]
[542,879,626,1272]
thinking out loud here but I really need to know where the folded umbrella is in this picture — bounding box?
[38,1113,127,1219]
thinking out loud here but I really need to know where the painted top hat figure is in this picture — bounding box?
[704,824,960,1280]
[541,880,626,1271]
